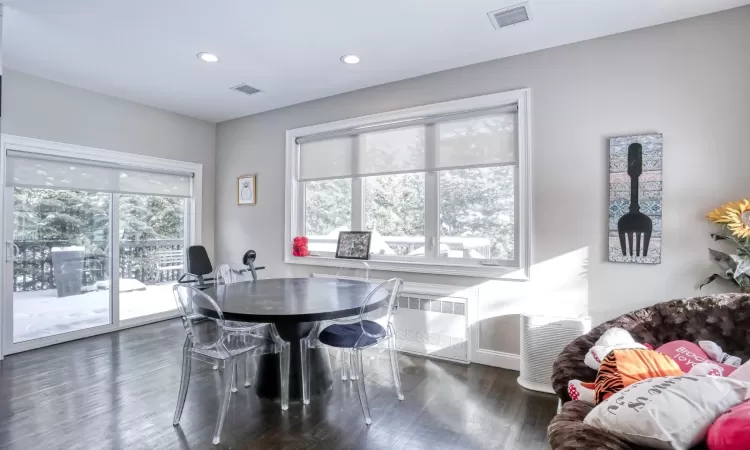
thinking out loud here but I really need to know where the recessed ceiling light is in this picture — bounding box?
[197,52,220,63]
[340,55,360,65]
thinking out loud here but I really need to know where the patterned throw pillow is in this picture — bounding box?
[595,348,683,404]
[585,376,750,449]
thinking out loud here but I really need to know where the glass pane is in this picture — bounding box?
[439,167,515,260]
[364,173,425,257]
[12,187,111,343]
[305,179,352,254]
[119,195,185,320]
[359,126,426,176]
[437,114,517,169]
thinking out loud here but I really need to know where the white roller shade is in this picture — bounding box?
[299,127,425,181]
[297,107,517,181]
[299,136,354,182]
[6,153,193,197]
[436,112,517,170]
[359,126,425,177]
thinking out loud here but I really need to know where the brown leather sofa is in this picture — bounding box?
[547,293,750,450]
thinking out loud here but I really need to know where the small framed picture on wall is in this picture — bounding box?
[237,174,257,205]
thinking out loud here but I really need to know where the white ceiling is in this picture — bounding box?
[4,0,749,123]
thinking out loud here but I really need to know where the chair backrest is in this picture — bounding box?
[186,245,213,276]
[214,263,256,285]
[359,278,403,337]
[173,284,225,350]
[335,261,371,280]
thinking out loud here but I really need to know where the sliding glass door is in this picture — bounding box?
[2,140,197,354]
[118,194,187,321]
[11,187,112,343]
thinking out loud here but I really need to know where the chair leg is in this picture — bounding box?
[172,340,192,426]
[301,339,311,405]
[231,360,238,393]
[340,349,349,381]
[353,350,372,425]
[279,342,290,411]
[349,351,358,380]
[388,334,404,401]
[213,359,236,445]
[244,354,254,387]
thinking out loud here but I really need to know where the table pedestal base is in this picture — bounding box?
[255,322,333,401]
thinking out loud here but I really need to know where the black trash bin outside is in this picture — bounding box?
[50,246,85,298]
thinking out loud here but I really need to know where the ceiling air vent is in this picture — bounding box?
[230,84,261,96]
[488,2,530,30]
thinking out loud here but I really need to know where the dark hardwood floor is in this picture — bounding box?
[0,320,556,449]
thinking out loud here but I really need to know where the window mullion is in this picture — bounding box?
[110,193,120,326]
[352,178,364,231]
[424,124,438,261]
[351,136,364,231]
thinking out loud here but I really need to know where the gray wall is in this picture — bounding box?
[3,69,217,258]
[216,7,750,357]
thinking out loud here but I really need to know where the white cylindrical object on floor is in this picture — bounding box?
[517,314,591,394]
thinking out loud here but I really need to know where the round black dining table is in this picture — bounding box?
[200,277,387,401]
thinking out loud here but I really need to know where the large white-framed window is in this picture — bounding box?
[285,89,530,279]
[0,134,203,356]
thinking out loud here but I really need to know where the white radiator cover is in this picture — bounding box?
[312,274,475,364]
[517,314,591,393]
[393,293,468,362]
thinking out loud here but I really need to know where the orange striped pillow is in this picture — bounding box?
[595,348,683,404]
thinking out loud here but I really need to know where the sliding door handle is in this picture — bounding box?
[5,242,19,262]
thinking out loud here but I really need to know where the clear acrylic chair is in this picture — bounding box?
[304,278,404,423]
[171,284,290,445]
[211,263,267,382]
[330,262,371,381]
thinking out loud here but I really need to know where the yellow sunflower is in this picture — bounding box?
[707,201,742,224]
[724,199,750,239]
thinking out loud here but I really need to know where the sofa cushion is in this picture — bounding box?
[594,348,683,404]
[584,375,750,450]
[655,296,750,363]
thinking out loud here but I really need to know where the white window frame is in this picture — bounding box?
[285,89,531,279]
[0,134,203,357]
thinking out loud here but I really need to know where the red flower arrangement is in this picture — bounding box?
[292,236,310,257]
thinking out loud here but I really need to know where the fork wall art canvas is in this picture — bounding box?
[608,133,662,264]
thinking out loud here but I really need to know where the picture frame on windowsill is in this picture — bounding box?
[335,231,372,260]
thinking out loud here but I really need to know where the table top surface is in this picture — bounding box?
[199,277,388,323]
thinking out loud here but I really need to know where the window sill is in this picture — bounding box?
[284,255,529,280]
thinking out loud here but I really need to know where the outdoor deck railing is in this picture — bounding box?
[12,239,184,292]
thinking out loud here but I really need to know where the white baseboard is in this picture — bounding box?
[471,349,520,371]
[397,347,470,365]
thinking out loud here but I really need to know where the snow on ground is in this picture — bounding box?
[13,281,177,343]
